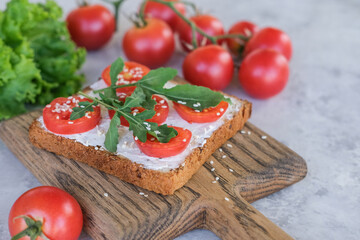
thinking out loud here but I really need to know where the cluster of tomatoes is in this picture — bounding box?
[66,0,292,99]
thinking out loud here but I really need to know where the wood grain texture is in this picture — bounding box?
[0,110,307,240]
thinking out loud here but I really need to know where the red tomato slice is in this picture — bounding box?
[108,95,169,126]
[135,126,192,158]
[43,96,101,134]
[101,61,150,94]
[173,101,229,123]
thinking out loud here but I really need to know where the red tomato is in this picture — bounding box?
[101,61,150,94]
[43,96,101,134]
[8,186,83,240]
[66,4,115,50]
[173,101,229,123]
[109,95,169,126]
[123,18,175,68]
[177,15,225,52]
[135,126,191,158]
[244,27,292,60]
[143,0,186,31]
[182,45,234,90]
[238,48,289,99]
[226,21,258,55]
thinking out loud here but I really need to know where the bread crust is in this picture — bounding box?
[29,98,251,195]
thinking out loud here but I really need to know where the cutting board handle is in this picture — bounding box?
[202,195,293,240]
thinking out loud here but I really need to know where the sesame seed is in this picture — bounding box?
[248,131,251,135]
[241,130,246,134]
[261,135,267,139]
[156,113,160,116]
[146,127,151,131]
[144,194,148,197]
[194,110,200,112]
[68,121,74,124]
[135,136,138,140]
[139,192,144,195]
[56,116,59,119]
[151,137,155,141]
[182,138,187,142]
[215,177,219,181]
[220,108,224,112]
[219,148,223,152]
[225,197,229,201]
[211,168,215,172]
[229,168,234,172]
[212,180,217,183]
[94,147,99,150]
[227,143,232,148]
[181,163,185,167]
[216,112,220,116]
[160,100,165,104]
[222,155,226,159]
[133,112,137,116]
[46,104,51,108]
[210,160,214,165]
[104,193,109,197]
[161,105,168,108]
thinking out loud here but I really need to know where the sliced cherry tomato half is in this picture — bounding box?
[135,126,192,158]
[43,96,101,134]
[173,101,229,123]
[101,61,150,94]
[108,95,169,126]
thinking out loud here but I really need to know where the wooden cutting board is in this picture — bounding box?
[0,110,307,240]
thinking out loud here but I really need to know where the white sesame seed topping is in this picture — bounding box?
[181,163,185,167]
[139,192,144,195]
[220,108,224,112]
[194,110,201,112]
[159,100,165,104]
[212,180,217,183]
[154,130,160,135]
[135,136,138,140]
[68,121,73,124]
[261,135,267,139]
[133,113,137,116]
[241,130,246,134]
[144,194,148,197]
[56,116,59,120]
[215,177,219,181]
[210,160,214,165]
[229,168,234,172]
[222,155,226,159]
[156,113,160,116]
[227,143,232,148]
[161,105,168,108]
[248,131,251,135]
[177,100,187,104]
[225,197,229,201]
[104,193,109,197]
[182,138,187,142]
[46,104,51,108]
[94,147,99,150]
[219,148,223,152]
[211,168,215,172]
[216,112,220,116]
[151,137,155,141]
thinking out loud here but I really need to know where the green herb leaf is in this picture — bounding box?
[149,123,178,143]
[122,87,146,109]
[162,84,231,111]
[105,113,121,152]
[137,67,177,89]
[70,101,95,120]
[110,58,124,86]
[124,109,156,142]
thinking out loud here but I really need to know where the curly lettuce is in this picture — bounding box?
[0,0,86,120]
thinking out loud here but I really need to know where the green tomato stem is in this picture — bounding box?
[102,0,126,31]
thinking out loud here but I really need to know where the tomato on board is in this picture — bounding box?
[109,95,169,126]
[135,126,192,158]
[173,101,229,123]
[8,186,83,240]
[43,96,101,134]
[182,45,234,90]
[143,0,186,31]
[226,21,258,56]
[123,18,175,68]
[101,61,151,94]
[177,14,225,52]
[244,27,292,60]
[66,4,115,50]
[238,48,289,99]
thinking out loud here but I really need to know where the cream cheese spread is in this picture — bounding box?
[37,80,242,172]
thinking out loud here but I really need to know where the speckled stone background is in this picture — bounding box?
[1,0,360,239]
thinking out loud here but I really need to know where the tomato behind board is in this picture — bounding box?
[123,18,175,68]
[239,48,289,99]
[182,45,234,90]
[143,0,186,31]
[177,15,225,52]
[8,186,83,240]
[226,21,258,56]
[109,95,169,126]
[101,61,150,94]
[43,96,101,135]
[135,126,191,158]
[66,4,115,50]
[244,27,292,60]
[173,101,229,123]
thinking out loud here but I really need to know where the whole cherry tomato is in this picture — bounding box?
[66,4,115,50]
[8,186,83,240]
[177,15,225,52]
[123,18,175,68]
[226,21,258,56]
[244,27,292,60]
[182,45,234,90]
[238,48,289,99]
[143,0,186,31]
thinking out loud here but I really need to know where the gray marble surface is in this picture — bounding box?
[1,0,360,239]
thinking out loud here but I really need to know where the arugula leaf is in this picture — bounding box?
[122,87,146,109]
[70,101,96,120]
[105,113,121,152]
[109,58,124,86]
[137,68,177,89]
